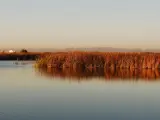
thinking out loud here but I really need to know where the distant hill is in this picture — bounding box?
[64,47,143,52]
[2,47,160,53]
[27,47,160,53]
[25,47,142,52]
[144,49,160,53]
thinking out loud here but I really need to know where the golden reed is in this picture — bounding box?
[36,52,160,70]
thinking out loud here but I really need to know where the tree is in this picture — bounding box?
[20,49,28,53]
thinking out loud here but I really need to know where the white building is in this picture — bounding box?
[8,50,16,53]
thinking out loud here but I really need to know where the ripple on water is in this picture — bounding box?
[0,112,5,116]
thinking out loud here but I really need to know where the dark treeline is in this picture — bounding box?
[0,53,41,60]
[36,52,160,69]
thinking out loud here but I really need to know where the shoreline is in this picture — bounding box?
[0,52,42,61]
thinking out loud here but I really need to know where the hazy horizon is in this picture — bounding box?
[0,0,160,49]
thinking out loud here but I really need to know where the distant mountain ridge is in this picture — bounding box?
[64,47,143,52]
[1,47,160,53]
[28,47,160,53]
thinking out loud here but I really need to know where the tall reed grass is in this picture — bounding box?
[35,52,160,69]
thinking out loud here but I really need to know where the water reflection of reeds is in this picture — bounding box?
[104,69,160,81]
[35,68,160,81]
[36,68,105,81]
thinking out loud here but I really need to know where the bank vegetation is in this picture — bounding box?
[35,52,160,69]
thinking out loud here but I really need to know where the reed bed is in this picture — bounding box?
[35,52,160,69]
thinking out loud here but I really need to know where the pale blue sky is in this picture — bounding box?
[0,0,160,49]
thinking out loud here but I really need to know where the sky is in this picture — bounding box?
[0,0,160,49]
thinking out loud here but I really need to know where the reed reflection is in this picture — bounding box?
[36,68,160,81]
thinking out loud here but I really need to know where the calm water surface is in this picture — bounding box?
[0,61,160,120]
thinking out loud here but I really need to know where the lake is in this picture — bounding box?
[0,61,160,120]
